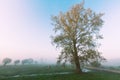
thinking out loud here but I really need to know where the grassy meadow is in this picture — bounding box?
[0,65,120,80]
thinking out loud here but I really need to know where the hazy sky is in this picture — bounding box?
[0,0,120,62]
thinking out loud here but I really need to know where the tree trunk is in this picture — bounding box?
[73,40,82,74]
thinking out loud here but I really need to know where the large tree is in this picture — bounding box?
[51,2,105,73]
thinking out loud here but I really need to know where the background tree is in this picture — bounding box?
[2,58,12,66]
[90,61,101,67]
[22,58,34,65]
[51,2,105,73]
[14,60,20,65]
[27,58,34,64]
[90,57,106,67]
[34,61,38,64]
[22,59,27,65]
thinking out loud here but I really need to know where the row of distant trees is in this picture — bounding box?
[2,58,38,66]
[2,57,102,67]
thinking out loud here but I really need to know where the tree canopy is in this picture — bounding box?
[2,58,12,66]
[22,58,34,65]
[51,2,105,73]
[14,60,20,65]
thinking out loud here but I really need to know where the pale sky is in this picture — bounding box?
[0,0,120,63]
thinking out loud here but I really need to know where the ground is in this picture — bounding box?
[0,65,120,80]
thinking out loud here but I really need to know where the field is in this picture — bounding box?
[0,65,120,80]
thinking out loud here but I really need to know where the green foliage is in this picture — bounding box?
[1,69,120,80]
[0,65,73,78]
[0,65,120,80]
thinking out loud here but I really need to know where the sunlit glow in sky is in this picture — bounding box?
[0,0,120,63]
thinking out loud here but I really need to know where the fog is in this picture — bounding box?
[0,0,120,66]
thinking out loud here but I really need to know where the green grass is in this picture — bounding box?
[0,65,120,80]
[0,65,73,76]
[1,71,120,80]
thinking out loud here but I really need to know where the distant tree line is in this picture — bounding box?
[1,58,38,66]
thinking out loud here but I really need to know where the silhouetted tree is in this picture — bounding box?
[34,61,38,64]
[14,60,20,65]
[2,58,12,66]
[51,1,105,73]
[27,58,34,64]
[22,58,34,65]
[22,59,27,65]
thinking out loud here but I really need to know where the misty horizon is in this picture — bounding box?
[0,0,120,65]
